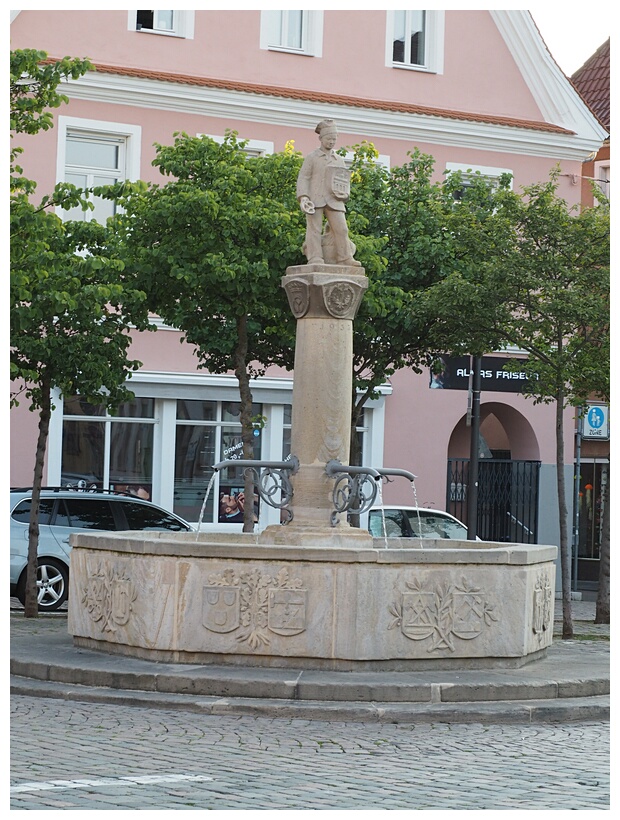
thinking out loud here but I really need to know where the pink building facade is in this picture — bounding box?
[10,11,606,577]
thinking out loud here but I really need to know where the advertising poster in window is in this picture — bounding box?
[218,428,260,524]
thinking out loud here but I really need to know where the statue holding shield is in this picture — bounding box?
[296,119,361,267]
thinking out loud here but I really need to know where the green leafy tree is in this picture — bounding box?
[425,172,609,637]
[344,147,510,467]
[10,50,149,617]
[109,132,308,531]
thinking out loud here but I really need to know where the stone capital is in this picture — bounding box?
[282,267,368,320]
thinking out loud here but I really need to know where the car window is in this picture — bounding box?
[406,510,467,539]
[369,509,407,537]
[60,498,117,530]
[120,501,188,531]
[11,498,55,525]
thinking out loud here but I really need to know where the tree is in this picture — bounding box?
[344,147,510,466]
[109,132,308,531]
[425,171,609,638]
[10,50,150,616]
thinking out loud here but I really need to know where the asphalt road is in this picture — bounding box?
[11,695,609,810]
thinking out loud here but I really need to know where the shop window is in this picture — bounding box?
[174,400,263,523]
[61,397,155,500]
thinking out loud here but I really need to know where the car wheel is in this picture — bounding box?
[16,558,69,612]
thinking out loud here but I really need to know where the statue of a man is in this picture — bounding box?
[296,119,361,267]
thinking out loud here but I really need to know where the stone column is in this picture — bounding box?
[260,262,373,547]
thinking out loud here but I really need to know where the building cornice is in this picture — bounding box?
[53,60,604,162]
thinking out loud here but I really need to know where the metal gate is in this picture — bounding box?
[446,459,540,543]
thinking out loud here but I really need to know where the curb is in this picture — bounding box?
[10,675,610,725]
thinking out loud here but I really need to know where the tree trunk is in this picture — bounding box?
[234,315,256,533]
[24,377,52,618]
[595,470,610,623]
[555,391,573,639]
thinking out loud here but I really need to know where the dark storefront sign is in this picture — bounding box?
[430,355,537,393]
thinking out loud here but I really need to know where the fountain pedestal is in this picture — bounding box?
[260,262,373,546]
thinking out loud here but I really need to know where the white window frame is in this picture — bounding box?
[343,151,391,172]
[260,10,324,58]
[199,134,274,158]
[47,374,390,529]
[56,117,141,222]
[128,10,195,39]
[593,160,610,199]
[385,10,444,74]
[445,161,514,196]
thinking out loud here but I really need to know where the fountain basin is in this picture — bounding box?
[67,531,556,671]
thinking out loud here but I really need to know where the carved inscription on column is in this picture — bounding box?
[388,576,498,652]
[203,567,307,650]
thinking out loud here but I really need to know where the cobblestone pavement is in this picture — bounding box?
[10,696,609,810]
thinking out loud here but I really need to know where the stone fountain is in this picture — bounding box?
[68,122,556,671]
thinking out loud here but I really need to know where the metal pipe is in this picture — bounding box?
[376,467,417,482]
[324,460,381,479]
[212,457,299,474]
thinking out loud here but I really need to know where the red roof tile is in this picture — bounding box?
[571,39,610,130]
[49,59,574,136]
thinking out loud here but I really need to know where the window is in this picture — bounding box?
[61,397,156,501]
[56,117,141,225]
[343,152,391,172]
[129,10,195,39]
[260,10,323,57]
[200,135,274,158]
[121,501,188,531]
[59,498,116,530]
[445,162,513,201]
[594,162,610,199]
[12,499,55,526]
[174,400,263,523]
[386,10,444,74]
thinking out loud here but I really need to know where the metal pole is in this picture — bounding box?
[467,356,482,540]
[572,409,583,591]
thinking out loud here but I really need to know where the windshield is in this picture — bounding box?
[405,510,468,539]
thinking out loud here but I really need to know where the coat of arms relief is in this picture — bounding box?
[389,576,498,652]
[203,566,307,649]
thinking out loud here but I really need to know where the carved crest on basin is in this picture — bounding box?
[81,563,137,633]
[389,576,498,652]
[203,567,307,649]
[532,571,553,636]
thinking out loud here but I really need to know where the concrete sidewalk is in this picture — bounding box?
[10,598,609,725]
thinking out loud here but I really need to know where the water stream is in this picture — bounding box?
[410,477,424,544]
[195,472,217,540]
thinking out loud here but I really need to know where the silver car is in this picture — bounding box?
[368,506,475,540]
[10,488,192,612]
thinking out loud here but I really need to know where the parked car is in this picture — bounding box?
[10,487,193,612]
[368,506,476,540]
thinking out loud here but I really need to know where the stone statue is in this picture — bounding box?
[296,119,361,267]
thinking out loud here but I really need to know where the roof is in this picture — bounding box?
[571,39,610,131]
